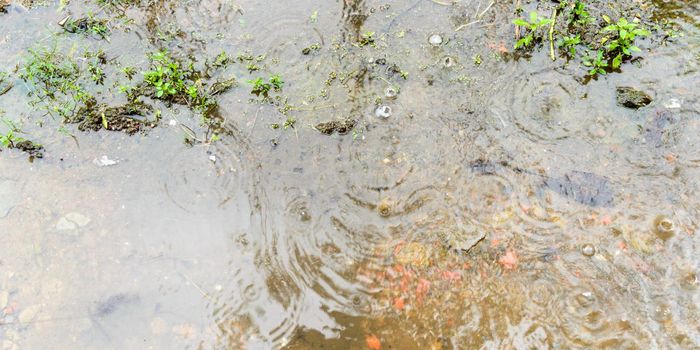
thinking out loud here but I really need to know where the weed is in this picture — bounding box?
[583,50,607,76]
[248,74,284,97]
[602,16,650,69]
[513,11,552,49]
[568,1,593,25]
[142,50,211,109]
[557,34,581,57]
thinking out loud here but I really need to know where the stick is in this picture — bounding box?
[549,8,557,61]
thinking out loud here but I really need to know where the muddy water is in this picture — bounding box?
[1,0,699,349]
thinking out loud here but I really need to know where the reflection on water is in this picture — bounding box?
[0,0,699,349]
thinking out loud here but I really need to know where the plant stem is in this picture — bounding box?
[549,8,557,61]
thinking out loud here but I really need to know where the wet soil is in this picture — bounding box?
[0,0,699,349]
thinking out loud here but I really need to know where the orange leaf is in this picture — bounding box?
[366,335,381,350]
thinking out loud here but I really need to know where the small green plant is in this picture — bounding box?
[283,117,296,129]
[143,50,209,107]
[568,1,593,25]
[602,16,650,69]
[122,66,136,80]
[247,74,284,97]
[513,11,553,49]
[557,34,581,57]
[0,119,25,148]
[583,50,607,76]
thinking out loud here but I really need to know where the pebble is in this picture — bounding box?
[384,87,398,99]
[18,305,41,326]
[65,212,90,227]
[56,212,91,231]
[150,317,168,335]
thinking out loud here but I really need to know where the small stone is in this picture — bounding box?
[56,217,77,231]
[209,155,217,163]
[616,87,652,109]
[168,119,178,126]
[150,317,168,335]
[65,212,90,227]
[429,34,443,46]
[18,305,41,325]
[384,87,398,99]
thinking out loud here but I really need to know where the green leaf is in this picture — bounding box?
[513,19,529,26]
[529,11,537,23]
[633,29,650,36]
[602,15,611,23]
[630,45,641,52]
[612,54,622,69]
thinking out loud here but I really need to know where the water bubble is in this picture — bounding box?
[375,105,392,119]
[654,215,675,239]
[581,244,596,257]
[377,200,392,217]
[429,34,443,46]
[384,87,398,99]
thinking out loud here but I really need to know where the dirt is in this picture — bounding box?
[75,100,154,135]
[315,119,357,135]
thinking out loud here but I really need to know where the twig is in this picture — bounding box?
[455,20,481,32]
[430,0,455,5]
[549,8,557,61]
[478,1,495,19]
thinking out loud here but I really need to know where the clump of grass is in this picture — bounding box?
[20,48,89,120]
